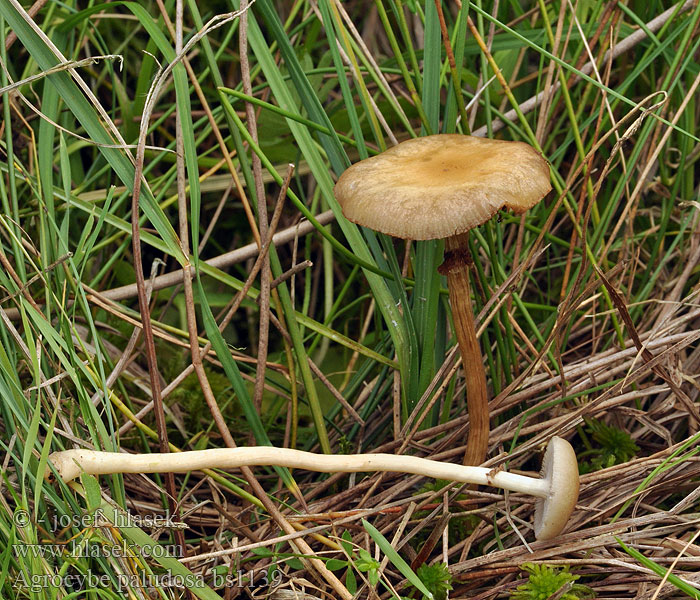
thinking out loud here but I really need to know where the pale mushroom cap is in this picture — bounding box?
[533,436,580,540]
[334,134,552,240]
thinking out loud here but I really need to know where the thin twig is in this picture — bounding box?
[129,12,179,558]
[100,210,335,303]
[240,0,271,418]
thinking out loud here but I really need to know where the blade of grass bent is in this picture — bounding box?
[363,519,434,599]
[219,87,359,147]
[617,538,700,599]
[0,0,185,265]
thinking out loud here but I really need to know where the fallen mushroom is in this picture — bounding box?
[334,134,551,466]
[48,436,578,540]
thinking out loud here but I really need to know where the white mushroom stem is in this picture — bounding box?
[49,446,548,495]
[49,437,579,540]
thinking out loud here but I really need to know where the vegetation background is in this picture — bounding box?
[1,0,700,598]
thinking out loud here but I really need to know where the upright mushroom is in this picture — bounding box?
[334,134,551,465]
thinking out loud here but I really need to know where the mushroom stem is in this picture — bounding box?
[48,447,549,496]
[49,437,579,539]
[440,232,490,466]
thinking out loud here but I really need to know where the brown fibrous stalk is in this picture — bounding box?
[440,232,490,466]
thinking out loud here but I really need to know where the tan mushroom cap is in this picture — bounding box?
[334,134,551,240]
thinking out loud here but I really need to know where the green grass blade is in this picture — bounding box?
[0,0,186,265]
[363,519,434,599]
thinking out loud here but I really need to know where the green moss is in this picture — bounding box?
[416,562,453,600]
[511,564,593,600]
[580,419,639,474]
